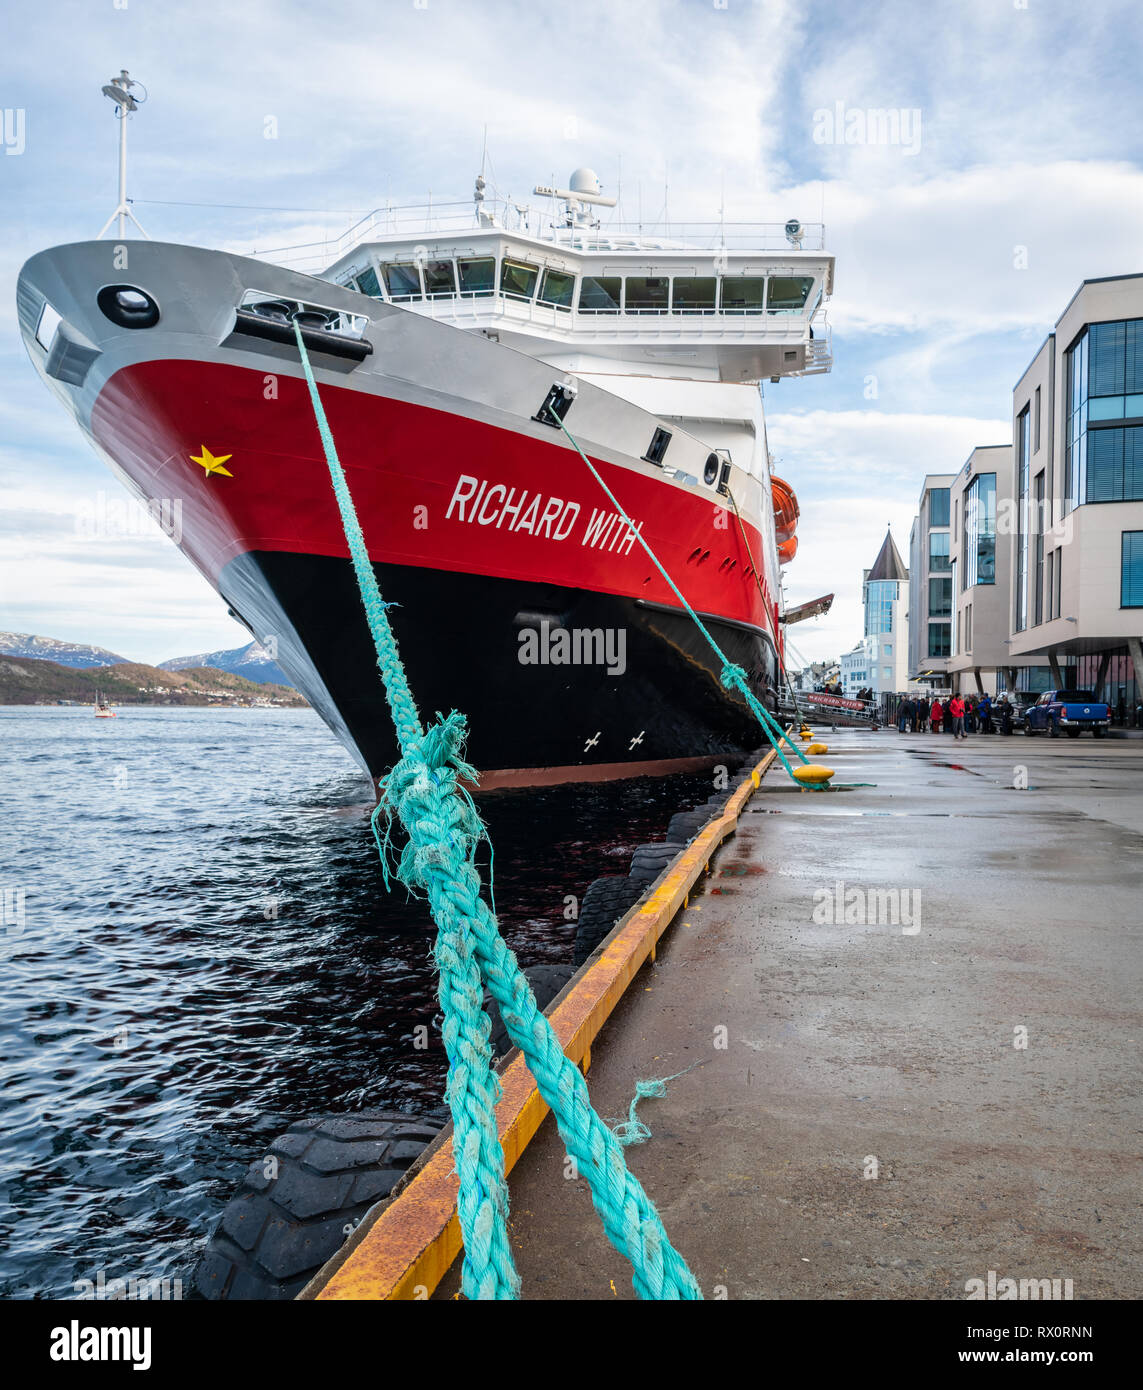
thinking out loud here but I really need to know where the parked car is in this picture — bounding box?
[1023,689,1111,738]
[1009,691,1039,731]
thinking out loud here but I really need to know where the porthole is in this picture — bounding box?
[97,284,160,330]
[703,453,719,485]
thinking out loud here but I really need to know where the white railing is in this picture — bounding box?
[245,198,827,275]
[394,290,818,343]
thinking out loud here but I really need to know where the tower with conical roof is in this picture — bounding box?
[859,527,910,698]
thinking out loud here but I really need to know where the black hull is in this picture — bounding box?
[221,552,777,782]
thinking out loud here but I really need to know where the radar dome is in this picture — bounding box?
[568,167,602,196]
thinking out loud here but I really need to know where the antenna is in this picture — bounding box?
[97,70,149,240]
[533,167,617,228]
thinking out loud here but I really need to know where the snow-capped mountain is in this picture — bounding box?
[0,632,127,669]
[158,640,293,687]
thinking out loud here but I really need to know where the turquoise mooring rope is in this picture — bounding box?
[291,323,702,1301]
[554,415,812,783]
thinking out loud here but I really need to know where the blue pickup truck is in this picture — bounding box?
[1023,689,1111,739]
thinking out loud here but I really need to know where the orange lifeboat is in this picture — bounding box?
[771,475,800,544]
[778,535,798,565]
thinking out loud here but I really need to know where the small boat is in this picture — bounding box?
[94,690,117,718]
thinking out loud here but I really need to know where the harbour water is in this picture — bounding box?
[0,706,713,1298]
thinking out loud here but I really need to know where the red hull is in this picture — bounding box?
[90,360,778,643]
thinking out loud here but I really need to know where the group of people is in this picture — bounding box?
[896,693,1019,737]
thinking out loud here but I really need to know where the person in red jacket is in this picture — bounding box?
[929,697,943,733]
[949,693,966,740]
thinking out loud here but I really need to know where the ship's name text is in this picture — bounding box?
[446,474,643,555]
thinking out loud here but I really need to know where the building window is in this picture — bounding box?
[929,576,952,617]
[457,257,496,297]
[1051,547,1062,619]
[766,276,815,313]
[963,473,996,587]
[929,487,950,526]
[927,623,951,658]
[382,262,422,299]
[538,268,576,309]
[1087,426,1143,502]
[719,277,766,314]
[1033,472,1045,625]
[500,260,539,301]
[1034,384,1042,452]
[624,277,670,313]
[422,260,457,297]
[1053,545,1062,617]
[672,277,717,312]
[579,276,621,312]
[864,579,897,636]
[1015,407,1031,631]
[1122,531,1143,607]
[1064,329,1088,512]
[354,266,381,297]
[1066,319,1143,509]
[929,530,951,572]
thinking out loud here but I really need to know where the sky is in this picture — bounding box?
[2,0,1142,666]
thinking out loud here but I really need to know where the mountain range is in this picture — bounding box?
[0,632,293,687]
[0,631,128,668]
[158,641,291,686]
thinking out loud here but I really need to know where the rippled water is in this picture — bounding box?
[0,706,712,1298]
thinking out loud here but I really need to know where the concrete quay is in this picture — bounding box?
[440,730,1143,1299]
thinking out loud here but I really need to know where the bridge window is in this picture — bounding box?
[539,268,576,309]
[672,277,717,312]
[625,277,670,313]
[458,257,495,296]
[719,277,765,313]
[354,266,381,297]
[501,259,539,301]
[382,262,421,299]
[767,275,815,314]
[579,276,621,313]
[423,260,457,297]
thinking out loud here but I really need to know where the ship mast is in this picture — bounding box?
[97,69,149,240]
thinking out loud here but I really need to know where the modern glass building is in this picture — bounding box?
[935,276,1143,715]
[907,475,955,688]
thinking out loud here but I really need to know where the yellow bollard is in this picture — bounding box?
[806,742,829,755]
[792,763,834,786]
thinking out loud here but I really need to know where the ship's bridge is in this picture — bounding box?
[310,179,833,384]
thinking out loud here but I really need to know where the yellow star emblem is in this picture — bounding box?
[189,446,233,478]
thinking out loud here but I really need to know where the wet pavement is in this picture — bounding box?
[445,729,1143,1300]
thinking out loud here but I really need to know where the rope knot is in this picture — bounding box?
[719,661,750,693]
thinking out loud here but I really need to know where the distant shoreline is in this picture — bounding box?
[3,700,311,710]
[0,654,307,708]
